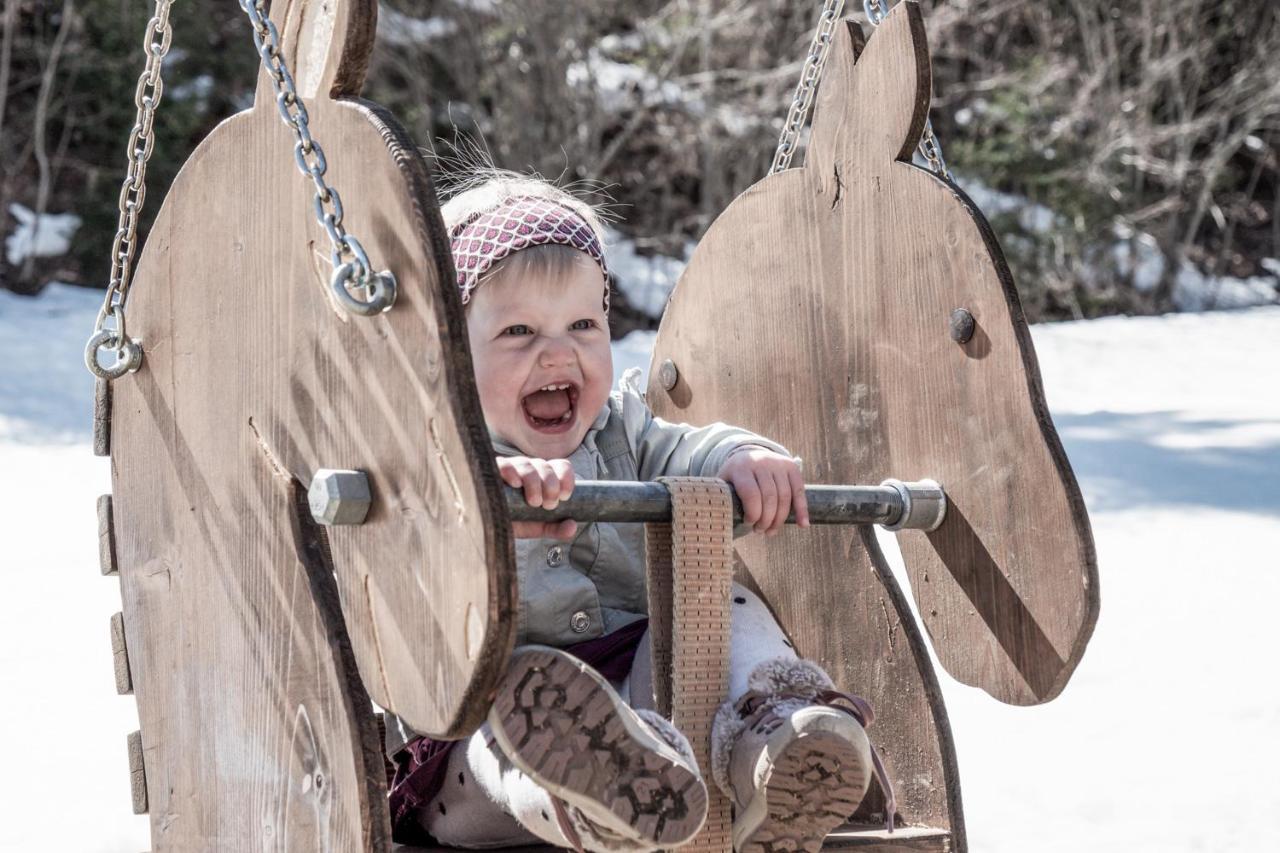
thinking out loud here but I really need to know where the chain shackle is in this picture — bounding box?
[85,0,175,380]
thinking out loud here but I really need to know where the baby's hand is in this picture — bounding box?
[716,446,810,536]
[496,456,577,541]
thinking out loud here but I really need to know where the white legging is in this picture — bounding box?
[418,582,797,848]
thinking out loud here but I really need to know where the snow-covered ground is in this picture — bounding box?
[1,284,1277,851]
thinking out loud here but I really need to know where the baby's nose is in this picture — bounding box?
[537,336,575,367]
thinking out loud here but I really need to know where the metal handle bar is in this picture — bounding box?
[504,479,946,531]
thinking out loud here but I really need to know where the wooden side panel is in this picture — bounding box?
[652,2,1097,710]
[109,0,514,848]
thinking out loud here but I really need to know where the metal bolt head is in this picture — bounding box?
[308,469,372,526]
[659,359,679,391]
[950,308,976,344]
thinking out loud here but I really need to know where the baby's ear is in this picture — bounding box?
[807,2,931,178]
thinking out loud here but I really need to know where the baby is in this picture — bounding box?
[386,173,884,852]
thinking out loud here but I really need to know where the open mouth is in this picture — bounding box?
[521,382,580,434]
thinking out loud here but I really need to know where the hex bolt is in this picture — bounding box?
[950,308,976,344]
[659,359,679,391]
[308,469,372,526]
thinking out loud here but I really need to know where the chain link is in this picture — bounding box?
[85,0,174,380]
[771,0,951,180]
[770,0,845,174]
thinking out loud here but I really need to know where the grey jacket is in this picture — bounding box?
[494,367,788,648]
[385,368,787,752]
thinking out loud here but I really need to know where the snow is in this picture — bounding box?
[5,203,81,266]
[377,8,457,46]
[959,179,1280,312]
[607,230,692,317]
[2,281,1278,850]
[566,50,694,113]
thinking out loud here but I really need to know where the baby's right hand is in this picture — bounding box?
[496,456,577,541]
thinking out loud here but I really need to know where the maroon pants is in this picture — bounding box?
[388,618,650,845]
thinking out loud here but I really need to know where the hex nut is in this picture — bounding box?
[308,469,372,526]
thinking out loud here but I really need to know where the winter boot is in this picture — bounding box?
[711,658,890,853]
[488,645,709,851]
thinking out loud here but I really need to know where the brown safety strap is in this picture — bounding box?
[644,476,734,853]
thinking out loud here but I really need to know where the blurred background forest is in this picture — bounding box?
[2,0,1278,333]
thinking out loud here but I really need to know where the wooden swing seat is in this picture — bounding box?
[392,825,952,853]
[95,1,1096,851]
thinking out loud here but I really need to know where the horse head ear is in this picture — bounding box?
[807,2,931,179]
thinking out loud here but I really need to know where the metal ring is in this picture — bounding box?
[85,330,143,380]
[329,263,397,317]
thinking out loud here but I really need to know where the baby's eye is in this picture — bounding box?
[569,318,596,331]
[503,324,533,336]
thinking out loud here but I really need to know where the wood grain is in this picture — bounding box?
[109,0,514,847]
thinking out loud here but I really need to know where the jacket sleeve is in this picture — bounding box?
[612,368,792,481]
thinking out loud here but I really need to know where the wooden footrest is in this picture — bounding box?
[392,826,950,852]
[824,824,951,851]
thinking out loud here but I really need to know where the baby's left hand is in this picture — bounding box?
[716,446,810,536]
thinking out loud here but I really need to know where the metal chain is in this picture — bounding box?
[85,0,398,379]
[237,0,396,317]
[769,0,845,174]
[864,0,950,179]
[770,0,951,180]
[84,0,174,380]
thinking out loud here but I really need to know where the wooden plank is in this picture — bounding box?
[650,2,1097,708]
[127,730,147,815]
[97,494,117,577]
[108,0,514,848]
[825,824,950,851]
[94,377,111,457]
[110,611,133,695]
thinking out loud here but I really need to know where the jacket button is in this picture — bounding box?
[546,545,566,567]
[570,611,591,634]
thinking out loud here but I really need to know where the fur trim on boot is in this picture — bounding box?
[710,657,838,794]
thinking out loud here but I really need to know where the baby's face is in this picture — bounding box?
[466,257,613,460]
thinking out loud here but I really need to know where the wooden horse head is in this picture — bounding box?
[649,1,1099,838]
[109,0,513,847]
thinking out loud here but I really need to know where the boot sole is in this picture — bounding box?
[734,711,873,853]
[488,645,708,848]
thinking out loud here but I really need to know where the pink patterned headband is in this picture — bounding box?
[450,196,610,312]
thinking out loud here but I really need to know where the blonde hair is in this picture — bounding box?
[437,168,613,307]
